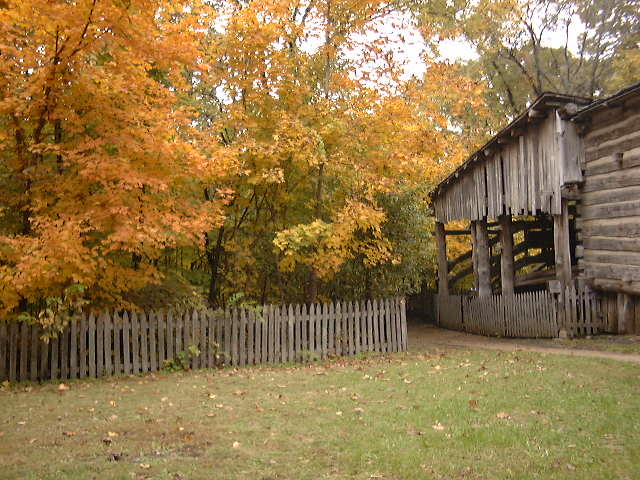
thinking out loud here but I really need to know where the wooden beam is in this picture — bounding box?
[553,199,572,287]
[435,222,449,295]
[528,109,546,119]
[591,278,640,296]
[474,220,492,297]
[499,215,515,295]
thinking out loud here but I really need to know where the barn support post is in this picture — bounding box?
[435,222,449,296]
[553,199,572,287]
[499,215,515,295]
[470,221,479,292]
[553,199,572,335]
[474,219,492,297]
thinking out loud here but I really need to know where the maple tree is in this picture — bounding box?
[0,0,226,326]
[0,0,484,323]
[185,0,482,306]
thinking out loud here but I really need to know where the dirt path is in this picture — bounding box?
[408,322,640,364]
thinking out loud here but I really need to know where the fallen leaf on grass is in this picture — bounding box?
[232,441,241,448]
[108,431,119,437]
[139,463,150,469]
[432,422,446,431]
[336,411,343,416]
[17,421,27,425]
[406,424,423,436]
[468,399,479,408]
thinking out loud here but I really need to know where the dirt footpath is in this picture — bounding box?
[408,322,640,364]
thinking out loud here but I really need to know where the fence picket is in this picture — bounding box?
[149,312,157,372]
[0,323,6,381]
[30,326,39,381]
[87,313,96,377]
[139,312,148,373]
[103,313,112,377]
[95,312,104,378]
[19,322,29,381]
[68,318,77,379]
[122,312,131,374]
[205,311,213,368]
[371,299,379,352]
[165,311,174,368]
[261,307,268,364]
[391,299,399,352]
[78,313,87,378]
[131,312,140,374]
[308,304,316,360]
[334,301,342,356]
[327,302,335,356]
[275,305,282,363]
[239,309,247,367]
[113,312,122,375]
[50,334,59,381]
[287,304,294,362]
[267,305,275,364]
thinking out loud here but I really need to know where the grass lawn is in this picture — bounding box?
[1,348,639,480]
[540,335,640,355]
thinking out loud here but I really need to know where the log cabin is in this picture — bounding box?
[430,81,640,337]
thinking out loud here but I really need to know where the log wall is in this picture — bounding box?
[578,93,640,295]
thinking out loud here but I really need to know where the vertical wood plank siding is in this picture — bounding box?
[434,115,582,222]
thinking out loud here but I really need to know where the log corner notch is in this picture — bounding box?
[435,221,448,295]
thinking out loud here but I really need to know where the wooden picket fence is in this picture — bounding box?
[558,285,602,337]
[436,285,603,338]
[0,297,407,383]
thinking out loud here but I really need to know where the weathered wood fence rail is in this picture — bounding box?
[437,286,602,338]
[0,297,407,383]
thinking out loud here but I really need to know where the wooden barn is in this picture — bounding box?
[430,82,640,338]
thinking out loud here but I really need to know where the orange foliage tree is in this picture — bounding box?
[0,0,226,326]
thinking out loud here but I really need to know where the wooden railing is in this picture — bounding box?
[0,297,407,382]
